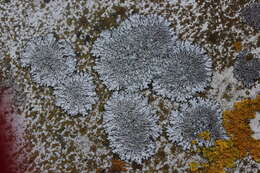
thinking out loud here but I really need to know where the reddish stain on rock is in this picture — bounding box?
[0,87,13,173]
[0,87,23,173]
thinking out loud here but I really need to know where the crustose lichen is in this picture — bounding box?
[20,33,76,87]
[167,98,226,150]
[91,14,175,91]
[53,73,97,116]
[153,41,212,101]
[233,51,260,87]
[103,92,161,164]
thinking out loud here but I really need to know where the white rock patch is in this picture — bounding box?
[249,112,260,140]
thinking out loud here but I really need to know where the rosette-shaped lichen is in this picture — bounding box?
[53,73,97,116]
[233,51,260,87]
[240,2,260,29]
[167,98,226,150]
[91,14,174,91]
[103,92,161,163]
[153,41,212,101]
[20,33,76,87]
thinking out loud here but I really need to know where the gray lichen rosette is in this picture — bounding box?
[233,51,260,87]
[53,73,97,116]
[20,33,76,87]
[240,2,260,30]
[153,41,212,101]
[91,14,175,91]
[167,98,226,150]
[103,92,161,163]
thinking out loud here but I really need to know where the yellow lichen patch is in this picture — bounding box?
[223,95,260,161]
[189,162,200,172]
[200,140,241,172]
[195,96,260,172]
[191,140,198,145]
[190,140,199,152]
[233,41,242,52]
[198,131,211,141]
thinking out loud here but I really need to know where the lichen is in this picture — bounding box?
[198,131,211,141]
[200,140,241,173]
[232,155,260,173]
[223,95,260,161]
[108,160,128,172]
[240,2,260,30]
[189,162,200,172]
[91,14,175,91]
[20,33,76,87]
[233,50,260,87]
[103,92,161,164]
[195,95,260,172]
[167,98,226,150]
[53,72,97,116]
[153,41,212,101]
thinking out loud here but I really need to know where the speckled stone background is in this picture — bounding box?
[0,0,259,173]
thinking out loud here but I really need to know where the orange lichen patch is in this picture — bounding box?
[193,96,260,172]
[190,140,200,152]
[200,140,241,172]
[189,162,200,172]
[108,159,128,172]
[191,140,198,145]
[223,95,260,161]
[233,41,242,52]
[198,131,211,141]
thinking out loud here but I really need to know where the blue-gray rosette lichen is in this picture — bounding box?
[153,41,212,101]
[103,92,161,163]
[233,51,260,87]
[91,14,175,91]
[167,98,226,150]
[53,73,97,116]
[20,33,76,87]
[240,2,260,30]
